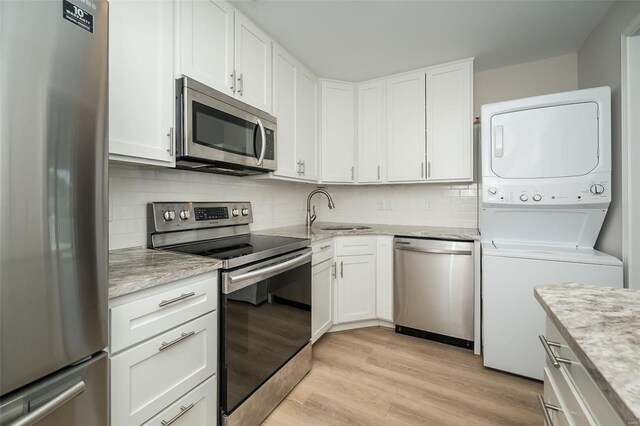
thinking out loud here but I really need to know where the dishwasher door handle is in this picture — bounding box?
[395,246,472,256]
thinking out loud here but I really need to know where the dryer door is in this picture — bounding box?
[490,102,599,179]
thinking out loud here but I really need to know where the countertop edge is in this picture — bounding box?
[534,288,637,424]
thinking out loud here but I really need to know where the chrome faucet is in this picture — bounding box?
[306,189,335,228]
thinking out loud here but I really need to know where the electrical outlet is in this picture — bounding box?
[425,199,432,211]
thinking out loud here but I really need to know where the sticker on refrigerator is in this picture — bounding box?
[62,0,93,33]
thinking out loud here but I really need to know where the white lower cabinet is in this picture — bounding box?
[109,273,218,426]
[375,236,394,322]
[142,376,217,426]
[312,259,334,343]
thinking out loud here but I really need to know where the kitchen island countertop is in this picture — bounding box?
[535,283,640,424]
[253,222,480,242]
[108,247,223,299]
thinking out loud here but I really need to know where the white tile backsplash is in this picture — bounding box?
[109,164,479,250]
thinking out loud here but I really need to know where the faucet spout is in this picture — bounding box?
[306,189,335,228]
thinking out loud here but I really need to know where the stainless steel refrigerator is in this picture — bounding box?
[0,1,108,424]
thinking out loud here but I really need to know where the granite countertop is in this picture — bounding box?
[535,283,640,424]
[253,222,480,242]
[109,248,223,299]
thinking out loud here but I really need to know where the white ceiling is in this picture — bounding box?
[231,0,614,81]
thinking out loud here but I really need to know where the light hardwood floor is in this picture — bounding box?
[263,327,543,425]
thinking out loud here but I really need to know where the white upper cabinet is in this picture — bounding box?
[426,60,473,181]
[234,13,273,113]
[321,81,356,183]
[109,0,174,166]
[386,71,426,182]
[297,65,320,181]
[177,1,272,113]
[272,45,299,179]
[178,0,234,97]
[357,81,385,183]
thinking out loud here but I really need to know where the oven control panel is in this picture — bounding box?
[150,201,253,233]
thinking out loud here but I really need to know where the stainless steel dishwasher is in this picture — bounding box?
[394,237,474,349]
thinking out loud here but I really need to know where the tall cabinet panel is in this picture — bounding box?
[298,65,320,181]
[234,13,272,113]
[178,0,235,97]
[426,60,473,181]
[386,72,426,182]
[357,81,385,183]
[321,81,356,183]
[272,46,299,179]
[109,0,174,166]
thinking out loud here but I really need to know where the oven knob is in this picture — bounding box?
[232,208,240,217]
[179,210,191,220]
[488,187,497,195]
[520,194,529,202]
[533,194,542,202]
[241,208,249,216]
[163,210,175,221]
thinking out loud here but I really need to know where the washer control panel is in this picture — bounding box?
[150,201,253,233]
[483,178,610,206]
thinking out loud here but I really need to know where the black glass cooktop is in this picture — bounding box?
[167,234,310,269]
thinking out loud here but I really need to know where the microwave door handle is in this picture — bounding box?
[256,118,266,166]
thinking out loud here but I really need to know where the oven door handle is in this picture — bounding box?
[225,251,312,293]
[256,118,266,166]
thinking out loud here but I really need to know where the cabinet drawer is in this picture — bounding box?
[110,274,217,353]
[544,319,624,426]
[335,237,376,256]
[110,312,217,426]
[312,241,334,265]
[543,368,571,426]
[142,375,217,426]
[545,358,595,425]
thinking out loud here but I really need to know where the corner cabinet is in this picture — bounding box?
[108,0,175,167]
[425,60,473,181]
[177,0,272,113]
[320,81,356,183]
[272,45,319,181]
[334,237,377,324]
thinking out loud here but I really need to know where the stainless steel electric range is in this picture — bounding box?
[148,202,312,425]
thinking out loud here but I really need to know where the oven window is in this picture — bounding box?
[192,101,260,158]
[221,261,311,414]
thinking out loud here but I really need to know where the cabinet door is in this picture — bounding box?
[321,81,356,183]
[386,72,426,182]
[336,255,376,323]
[234,13,272,113]
[109,0,174,166]
[312,260,333,343]
[272,45,299,179]
[358,81,384,183]
[426,60,473,181]
[376,236,393,322]
[142,376,217,426]
[298,65,320,181]
[178,0,234,97]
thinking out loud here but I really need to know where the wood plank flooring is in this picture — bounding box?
[263,327,543,425]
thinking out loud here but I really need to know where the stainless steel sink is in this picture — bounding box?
[319,225,372,231]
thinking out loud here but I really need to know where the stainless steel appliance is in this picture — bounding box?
[0,0,109,424]
[148,202,312,426]
[176,77,277,176]
[394,238,474,349]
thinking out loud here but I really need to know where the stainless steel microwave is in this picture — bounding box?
[176,77,277,176]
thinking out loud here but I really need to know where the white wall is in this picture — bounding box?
[474,53,578,115]
[109,165,312,250]
[578,1,640,261]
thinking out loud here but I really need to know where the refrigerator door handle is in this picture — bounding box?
[9,381,85,426]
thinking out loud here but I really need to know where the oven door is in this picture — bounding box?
[182,85,276,171]
[220,248,312,415]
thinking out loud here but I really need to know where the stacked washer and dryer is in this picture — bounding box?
[480,87,623,380]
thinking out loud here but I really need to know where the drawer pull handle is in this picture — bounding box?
[160,403,195,426]
[539,335,571,368]
[538,395,562,426]
[319,245,331,251]
[159,292,196,307]
[159,331,195,352]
